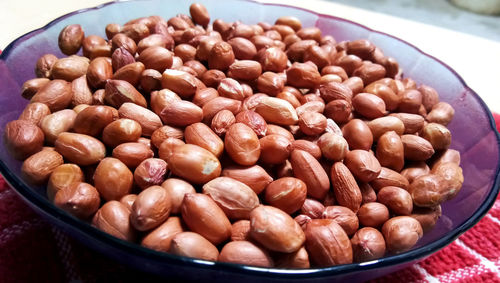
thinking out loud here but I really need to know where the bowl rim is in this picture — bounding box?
[1,0,499,279]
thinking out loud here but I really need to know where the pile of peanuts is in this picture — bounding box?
[3,3,464,268]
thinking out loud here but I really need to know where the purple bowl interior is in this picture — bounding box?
[0,0,499,281]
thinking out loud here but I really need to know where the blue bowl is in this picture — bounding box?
[0,0,499,281]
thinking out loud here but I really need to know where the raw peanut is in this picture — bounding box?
[174,43,196,62]
[344,150,381,183]
[158,138,185,161]
[202,177,259,220]
[342,76,364,95]
[217,78,245,101]
[352,62,386,85]
[359,182,377,204]
[70,75,93,106]
[169,232,219,261]
[277,90,301,108]
[47,163,84,201]
[73,104,89,114]
[93,157,133,201]
[426,102,454,126]
[21,150,64,184]
[255,97,298,126]
[121,23,150,42]
[397,89,422,114]
[295,214,312,230]
[382,216,423,253]
[322,206,359,236]
[272,24,295,39]
[371,167,410,191]
[104,79,147,108]
[40,109,77,144]
[409,174,448,207]
[378,186,413,215]
[184,60,207,78]
[54,182,100,219]
[92,201,135,241]
[357,202,389,227]
[140,69,162,92]
[324,99,352,124]
[219,241,274,267]
[58,24,84,55]
[389,113,425,134]
[235,110,268,137]
[119,102,162,136]
[376,131,404,172]
[202,97,241,123]
[92,89,105,105]
[168,16,191,31]
[259,135,292,165]
[35,54,58,78]
[265,177,307,214]
[275,246,310,269]
[410,205,442,232]
[290,150,330,200]
[286,62,321,89]
[257,72,285,96]
[346,39,375,60]
[160,100,204,127]
[111,47,135,71]
[211,110,236,136]
[21,78,50,99]
[86,57,113,88]
[227,37,257,60]
[225,123,261,166]
[418,85,440,112]
[192,88,219,107]
[221,165,273,194]
[130,185,172,231]
[227,60,262,81]
[367,116,405,141]
[276,16,302,31]
[304,219,353,266]
[431,162,464,200]
[304,45,330,69]
[151,125,184,149]
[401,162,430,184]
[181,193,231,245]
[134,158,168,190]
[112,62,145,86]
[351,227,386,262]
[112,142,153,168]
[55,133,105,166]
[185,122,224,157]
[292,140,322,159]
[161,178,195,214]
[189,3,210,26]
[4,120,45,160]
[401,134,435,161]
[51,56,89,82]
[102,118,142,147]
[364,83,400,111]
[197,37,222,62]
[31,79,72,112]
[287,40,317,62]
[330,162,362,213]
[317,133,348,161]
[208,41,235,71]
[138,46,173,72]
[301,199,325,219]
[267,124,295,142]
[342,119,373,150]
[250,205,305,253]
[167,144,221,184]
[352,92,386,119]
[431,149,461,169]
[231,220,251,241]
[259,47,288,72]
[298,112,327,136]
[73,106,113,137]
[84,35,109,57]
[422,123,451,151]
[319,81,353,103]
[141,216,184,252]
[18,102,51,126]
[161,69,203,98]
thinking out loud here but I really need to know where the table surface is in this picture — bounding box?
[1,0,500,112]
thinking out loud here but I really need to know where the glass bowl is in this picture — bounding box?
[0,0,499,281]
